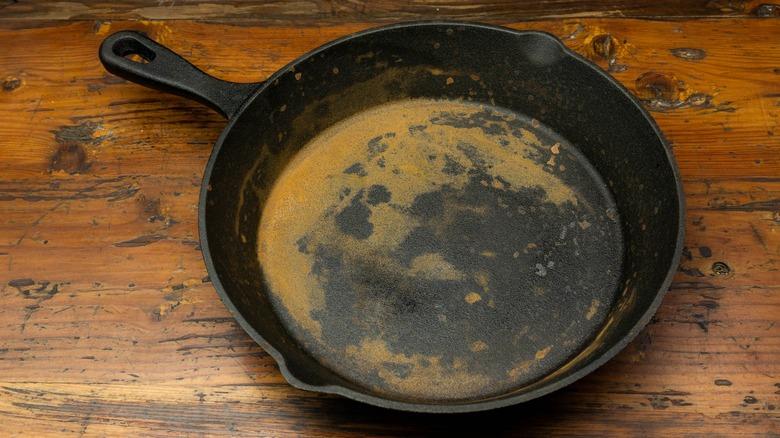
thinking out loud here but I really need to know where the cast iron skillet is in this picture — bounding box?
[99,22,684,413]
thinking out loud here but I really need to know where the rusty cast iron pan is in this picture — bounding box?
[99,22,684,413]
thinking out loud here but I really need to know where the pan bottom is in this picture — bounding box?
[257,98,624,402]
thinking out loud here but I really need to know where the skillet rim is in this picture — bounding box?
[197,20,686,413]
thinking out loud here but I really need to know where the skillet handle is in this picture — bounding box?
[99,31,262,119]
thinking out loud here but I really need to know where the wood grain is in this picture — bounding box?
[0,17,779,436]
[1,0,780,22]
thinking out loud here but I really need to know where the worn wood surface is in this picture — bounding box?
[0,14,779,437]
[2,0,780,22]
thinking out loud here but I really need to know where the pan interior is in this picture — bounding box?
[256,98,624,402]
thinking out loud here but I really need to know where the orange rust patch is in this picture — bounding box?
[470,340,488,352]
[464,292,482,304]
[536,346,552,360]
[257,98,582,399]
[474,271,490,289]
[508,360,534,380]
[345,337,491,399]
[409,253,464,281]
[585,299,600,320]
[259,99,577,335]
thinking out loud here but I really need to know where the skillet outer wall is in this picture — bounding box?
[196,21,686,413]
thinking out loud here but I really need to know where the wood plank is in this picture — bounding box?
[1,0,779,22]
[0,18,778,436]
[1,20,778,180]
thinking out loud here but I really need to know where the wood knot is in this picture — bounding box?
[635,72,683,102]
[2,76,21,92]
[50,144,89,174]
[754,3,780,16]
[711,261,731,276]
[591,34,617,60]
[581,29,632,72]
[706,0,748,13]
[634,71,717,111]
[669,48,707,61]
[49,121,106,174]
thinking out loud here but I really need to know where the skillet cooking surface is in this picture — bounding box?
[258,98,623,401]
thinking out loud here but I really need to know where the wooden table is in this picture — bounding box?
[1,2,778,436]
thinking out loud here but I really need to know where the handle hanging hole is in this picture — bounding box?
[112,37,156,64]
[124,53,150,64]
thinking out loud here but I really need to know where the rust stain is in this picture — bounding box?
[237,66,447,237]
[409,253,464,281]
[344,337,491,399]
[464,292,482,304]
[256,98,585,398]
[474,271,490,293]
[508,359,534,380]
[470,340,488,352]
[535,346,552,360]
[258,99,579,340]
[585,299,600,320]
